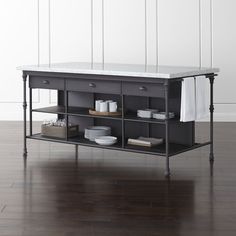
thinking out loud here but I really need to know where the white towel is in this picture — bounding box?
[196,76,209,120]
[180,77,196,122]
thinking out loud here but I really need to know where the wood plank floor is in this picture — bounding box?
[0,122,236,236]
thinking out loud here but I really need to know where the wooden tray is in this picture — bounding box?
[89,109,121,116]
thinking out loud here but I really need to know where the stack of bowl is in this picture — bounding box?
[84,126,111,141]
[95,136,117,146]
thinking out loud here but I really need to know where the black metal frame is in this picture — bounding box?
[23,71,217,177]
[23,73,27,158]
[207,74,215,163]
[164,80,170,177]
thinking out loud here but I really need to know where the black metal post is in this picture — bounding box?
[75,145,79,159]
[23,73,27,158]
[147,97,150,137]
[164,81,170,178]
[121,94,125,148]
[29,88,33,136]
[65,90,69,141]
[209,75,215,163]
[64,87,77,158]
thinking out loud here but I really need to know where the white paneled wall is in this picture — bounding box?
[0,0,236,121]
[105,0,145,64]
[50,0,91,63]
[0,0,37,119]
[158,0,200,66]
[214,0,236,104]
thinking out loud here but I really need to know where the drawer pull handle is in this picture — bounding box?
[89,83,96,88]
[139,86,147,91]
[43,80,49,85]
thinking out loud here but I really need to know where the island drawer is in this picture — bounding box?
[67,79,121,94]
[29,76,64,90]
[122,82,164,97]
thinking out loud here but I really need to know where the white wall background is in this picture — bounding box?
[0,0,235,121]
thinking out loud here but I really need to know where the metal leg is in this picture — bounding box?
[121,94,125,148]
[75,145,79,159]
[164,81,170,178]
[209,75,215,163]
[23,73,28,158]
[65,90,69,141]
[29,88,33,136]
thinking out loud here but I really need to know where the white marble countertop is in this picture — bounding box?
[18,62,219,79]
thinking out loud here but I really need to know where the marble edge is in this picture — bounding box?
[17,65,219,79]
[168,68,219,78]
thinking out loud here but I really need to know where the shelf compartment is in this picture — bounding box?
[124,113,179,124]
[69,135,123,150]
[68,107,122,120]
[32,106,122,120]
[27,133,123,151]
[26,134,210,157]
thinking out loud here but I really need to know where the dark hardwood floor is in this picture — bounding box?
[0,122,236,236]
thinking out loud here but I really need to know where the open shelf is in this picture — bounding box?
[26,133,210,157]
[32,106,122,120]
[32,106,181,124]
[32,106,66,115]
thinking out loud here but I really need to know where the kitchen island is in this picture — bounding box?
[19,62,219,177]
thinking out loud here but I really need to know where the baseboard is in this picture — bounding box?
[214,104,236,122]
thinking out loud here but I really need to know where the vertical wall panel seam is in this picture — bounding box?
[48,0,51,66]
[102,0,105,66]
[49,90,52,104]
[49,90,51,104]
[36,0,40,103]
[210,0,213,68]
[156,0,159,67]
[91,0,94,66]
[145,0,147,67]
[38,0,40,66]
[48,0,51,104]
[199,0,202,68]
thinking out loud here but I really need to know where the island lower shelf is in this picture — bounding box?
[27,133,211,157]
